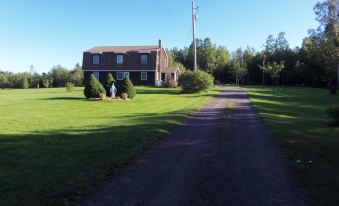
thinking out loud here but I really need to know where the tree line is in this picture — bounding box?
[0,0,336,89]
[0,64,83,89]
[169,0,338,87]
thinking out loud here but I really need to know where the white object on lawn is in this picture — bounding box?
[110,83,117,99]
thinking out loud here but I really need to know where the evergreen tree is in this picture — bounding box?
[84,74,105,98]
[106,72,116,96]
[118,76,136,99]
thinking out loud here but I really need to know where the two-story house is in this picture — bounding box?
[82,40,180,86]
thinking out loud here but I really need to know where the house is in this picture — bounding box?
[82,40,180,86]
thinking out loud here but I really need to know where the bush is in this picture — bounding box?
[178,70,214,93]
[99,93,106,100]
[329,86,337,95]
[66,82,74,92]
[106,72,116,96]
[19,76,29,89]
[84,74,106,98]
[327,105,339,126]
[121,92,128,100]
[118,76,136,99]
[163,76,178,88]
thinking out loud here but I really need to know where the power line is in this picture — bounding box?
[151,0,193,49]
[152,0,189,30]
[184,27,192,48]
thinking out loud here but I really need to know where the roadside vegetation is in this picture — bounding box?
[0,87,217,206]
[0,0,336,205]
[169,0,338,89]
[0,64,83,89]
[178,70,214,93]
[1,2,337,92]
[247,86,339,206]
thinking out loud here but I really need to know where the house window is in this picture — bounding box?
[123,72,129,79]
[116,54,124,64]
[92,55,100,65]
[93,71,100,80]
[161,73,166,81]
[141,72,147,81]
[141,54,148,64]
[171,73,175,79]
[117,72,123,80]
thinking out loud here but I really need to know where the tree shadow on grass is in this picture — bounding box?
[136,87,180,95]
[42,97,86,101]
[0,110,191,206]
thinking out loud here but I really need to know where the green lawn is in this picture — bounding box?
[246,86,339,206]
[0,87,217,206]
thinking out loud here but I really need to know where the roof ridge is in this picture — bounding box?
[90,45,159,48]
[86,45,161,53]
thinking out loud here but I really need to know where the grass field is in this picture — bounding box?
[246,86,339,206]
[0,86,217,206]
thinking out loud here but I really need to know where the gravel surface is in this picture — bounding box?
[82,87,310,206]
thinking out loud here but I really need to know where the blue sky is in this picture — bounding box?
[0,0,319,73]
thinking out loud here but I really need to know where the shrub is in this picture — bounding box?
[327,105,339,126]
[66,82,74,92]
[99,93,106,100]
[121,92,128,100]
[178,70,214,93]
[329,86,337,95]
[118,76,136,99]
[163,76,178,88]
[106,72,116,96]
[84,74,106,98]
[18,76,29,89]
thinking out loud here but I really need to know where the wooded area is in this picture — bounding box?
[169,0,338,87]
[0,64,83,88]
[0,0,337,89]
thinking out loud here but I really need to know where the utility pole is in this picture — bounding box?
[192,0,198,72]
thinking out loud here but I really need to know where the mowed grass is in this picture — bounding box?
[246,86,339,206]
[0,86,217,206]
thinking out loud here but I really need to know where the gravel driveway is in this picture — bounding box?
[82,87,310,206]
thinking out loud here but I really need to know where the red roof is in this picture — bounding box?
[86,45,160,53]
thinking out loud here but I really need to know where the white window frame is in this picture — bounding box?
[123,72,129,79]
[92,55,100,65]
[141,72,147,81]
[140,54,148,64]
[117,72,123,80]
[93,71,100,80]
[116,54,124,64]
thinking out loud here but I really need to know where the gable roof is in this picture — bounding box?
[86,45,160,54]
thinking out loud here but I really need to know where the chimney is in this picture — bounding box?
[158,39,162,48]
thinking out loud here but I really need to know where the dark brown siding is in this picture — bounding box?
[84,71,155,86]
[82,51,157,71]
